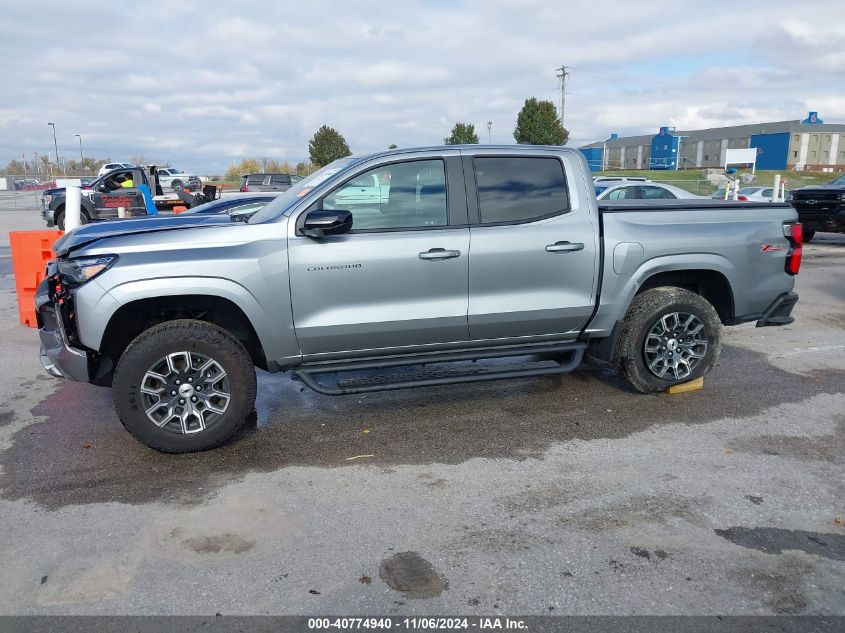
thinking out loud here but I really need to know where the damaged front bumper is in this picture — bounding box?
[35,275,91,382]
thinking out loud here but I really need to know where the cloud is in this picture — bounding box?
[0,0,843,173]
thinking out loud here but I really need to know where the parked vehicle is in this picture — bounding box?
[595,181,704,200]
[98,163,135,177]
[239,173,300,192]
[157,167,201,192]
[186,194,278,222]
[737,187,774,202]
[786,173,845,241]
[37,146,801,453]
[40,166,187,229]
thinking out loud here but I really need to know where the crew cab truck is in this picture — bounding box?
[41,166,203,229]
[787,172,845,241]
[36,146,802,453]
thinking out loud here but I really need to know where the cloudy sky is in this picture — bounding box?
[1,0,843,173]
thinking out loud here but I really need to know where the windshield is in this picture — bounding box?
[248,157,359,223]
[830,174,845,186]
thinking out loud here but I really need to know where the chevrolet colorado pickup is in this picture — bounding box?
[36,146,802,453]
[787,173,845,241]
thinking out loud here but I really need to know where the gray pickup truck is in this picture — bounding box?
[36,146,802,453]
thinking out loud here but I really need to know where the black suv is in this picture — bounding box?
[239,173,302,192]
[788,173,845,241]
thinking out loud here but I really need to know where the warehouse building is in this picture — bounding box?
[579,112,845,172]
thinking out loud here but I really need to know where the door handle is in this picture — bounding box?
[545,241,584,253]
[419,248,461,260]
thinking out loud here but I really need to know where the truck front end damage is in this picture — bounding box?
[36,259,113,384]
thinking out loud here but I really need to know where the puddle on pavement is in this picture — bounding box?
[715,526,845,561]
[1,345,843,510]
[379,551,446,599]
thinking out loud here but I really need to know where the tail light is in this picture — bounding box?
[240,184,248,192]
[783,222,802,275]
[737,195,748,201]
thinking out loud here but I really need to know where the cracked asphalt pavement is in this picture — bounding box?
[0,194,843,615]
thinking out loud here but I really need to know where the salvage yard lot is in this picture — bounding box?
[0,197,843,615]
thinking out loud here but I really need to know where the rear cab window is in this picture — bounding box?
[473,157,569,224]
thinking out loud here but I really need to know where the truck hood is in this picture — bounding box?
[794,184,845,192]
[54,214,231,257]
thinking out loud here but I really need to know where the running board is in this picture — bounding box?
[294,341,586,395]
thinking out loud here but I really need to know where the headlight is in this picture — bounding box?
[43,195,52,204]
[786,191,794,201]
[57,255,117,285]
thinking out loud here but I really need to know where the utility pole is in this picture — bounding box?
[555,65,571,130]
[75,134,84,166]
[48,122,61,176]
[487,120,493,143]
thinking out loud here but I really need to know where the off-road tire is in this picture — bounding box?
[803,229,815,242]
[112,319,256,453]
[613,287,722,393]
[171,180,184,192]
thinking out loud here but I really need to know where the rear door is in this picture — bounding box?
[465,153,599,341]
[288,153,470,357]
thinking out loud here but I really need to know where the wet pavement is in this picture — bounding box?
[0,217,843,615]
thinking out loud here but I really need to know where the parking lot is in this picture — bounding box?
[0,190,843,615]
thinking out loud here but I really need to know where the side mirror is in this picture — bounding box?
[302,209,352,238]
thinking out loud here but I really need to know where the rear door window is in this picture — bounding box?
[642,185,676,199]
[270,175,291,185]
[474,157,569,224]
[607,186,638,200]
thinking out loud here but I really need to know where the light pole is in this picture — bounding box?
[487,120,493,143]
[74,134,84,167]
[48,123,61,176]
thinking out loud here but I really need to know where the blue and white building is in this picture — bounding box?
[579,112,845,172]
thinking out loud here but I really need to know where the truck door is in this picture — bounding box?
[465,154,599,341]
[90,169,147,220]
[288,155,470,357]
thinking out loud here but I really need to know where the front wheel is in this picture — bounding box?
[171,180,184,192]
[56,209,89,231]
[112,319,256,453]
[613,287,722,393]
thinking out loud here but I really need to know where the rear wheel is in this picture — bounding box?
[614,287,722,393]
[171,180,184,192]
[112,319,256,453]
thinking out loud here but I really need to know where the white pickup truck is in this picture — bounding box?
[156,167,201,192]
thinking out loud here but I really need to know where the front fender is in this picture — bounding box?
[77,276,300,366]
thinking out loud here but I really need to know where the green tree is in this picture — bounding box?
[388,143,398,149]
[513,98,568,146]
[308,125,351,167]
[444,122,479,145]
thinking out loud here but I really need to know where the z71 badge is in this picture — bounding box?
[761,243,785,252]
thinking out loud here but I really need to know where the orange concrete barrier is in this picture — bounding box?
[9,230,63,328]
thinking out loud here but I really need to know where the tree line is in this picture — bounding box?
[307,97,569,168]
[2,96,568,178]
